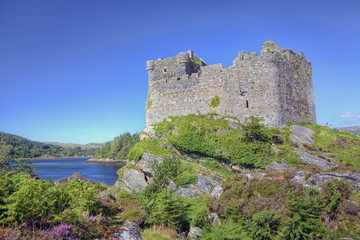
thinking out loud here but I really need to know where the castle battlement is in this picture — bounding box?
[145,41,316,127]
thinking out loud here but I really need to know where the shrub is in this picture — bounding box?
[174,172,198,188]
[201,220,251,240]
[246,209,281,240]
[281,188,325,239]
[151,157,181,188]
[0,172,107,225]
[145,188,189,232]
[322,179,350,220]
[210,95,220,108]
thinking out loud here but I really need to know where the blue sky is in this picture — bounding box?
[0,0,359,144]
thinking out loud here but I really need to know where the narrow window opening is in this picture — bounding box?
[163,67,167,73]
[246,100,249,108]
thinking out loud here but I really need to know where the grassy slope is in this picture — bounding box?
[124,114,360,238]
[3,115,359,239]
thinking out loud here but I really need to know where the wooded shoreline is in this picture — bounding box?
[85,158,127,164]
[17,156,93,161]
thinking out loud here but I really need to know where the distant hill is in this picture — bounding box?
[339,126,360,136]
[43,142,104,150]
[0,131,98,159]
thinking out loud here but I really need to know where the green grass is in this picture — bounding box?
[277,126,304,166]
[153,114,278,168]
[127,139,173,162]
[117,163,138,178]
[141,226,177,240]
[174,172,198,188]
[301,123,360,167]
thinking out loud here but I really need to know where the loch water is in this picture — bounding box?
[28,158,124,186]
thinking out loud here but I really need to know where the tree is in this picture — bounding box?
[0,141,13,169]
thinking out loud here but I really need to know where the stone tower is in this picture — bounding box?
[145,41,316,127]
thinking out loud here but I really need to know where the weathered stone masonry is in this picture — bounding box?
[145,41,316,127]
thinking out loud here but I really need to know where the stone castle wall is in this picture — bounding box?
[145,41,316,127]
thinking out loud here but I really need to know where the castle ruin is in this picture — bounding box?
[145,41,316,127]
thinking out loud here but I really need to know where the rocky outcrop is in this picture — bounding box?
[210,185,224,199]
[169,174,220,198]
[308,172,360,192]
[112,221,142,240]
[208,212,221,226]
[292,171,360,192]
[137,152,165,173]
[296,150,333,170]
[290,125,314,148]
[139,126,156,141]
[188,226,202,239]
[291,171,313,189]
[116,168,148,193]
[265,161,290,170]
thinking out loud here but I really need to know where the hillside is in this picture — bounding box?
[340,126,360,136]
[0,131,97,159]
[1,115,360,239]
[43,141,104,150]
[93,132,139,160]
[115,114,360,239]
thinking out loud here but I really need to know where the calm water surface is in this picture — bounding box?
[28,158,124,186]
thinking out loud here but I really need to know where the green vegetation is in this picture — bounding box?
[263,41,279,48]
[153,114,278,168]
[174,172,198,188]
[127,138,172,162]
[209,95,220,108]
[203,174,360,239]
[300,123,360,166]
[146,90,153,112]
[0,131,97,159]
[141,226,177,240]
[0,171,110,239]
[2,113,360,238]
[95,132,139,160]
[193,54,201,65]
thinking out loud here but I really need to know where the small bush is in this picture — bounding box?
[282,188,325,239]
[201,220,251,240]
[174,172,198,188]
[145,188,189,232]
[209,95,220,108]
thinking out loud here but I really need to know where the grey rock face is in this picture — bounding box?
[291,171,313,189]
[188,226,202,239]
[146,42,316,127]
[226,118,240,130]
[113,222,142,240]
[116,169,148,193]
[169,174,220,198]
[139,126,156,140]
[208,212,221,226]
[296,150,332,170]
[308,172,360,192]
[137,152,165,173]
[210,185,224,199]
[292,171,360,192]
[290,125,314,148]
[265,161,291,170]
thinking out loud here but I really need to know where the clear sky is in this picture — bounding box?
[1,0,359,144]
